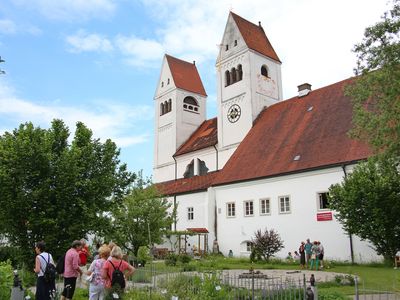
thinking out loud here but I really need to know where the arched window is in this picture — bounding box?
[168,99,172,112]
[183,96,199,113]
[231,67,237,84]
[160,102,164,116]
[261,65,269,78]
[237,64,243,81]
[225,70,231,87]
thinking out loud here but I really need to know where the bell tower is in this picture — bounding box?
[216,12,282,165]
[153,55,207,183]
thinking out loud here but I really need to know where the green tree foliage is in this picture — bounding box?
[107,172,173,256]
[0,120,134,263]
[346,0,400,156]
[328,157,400,261]
[251,228,284,262]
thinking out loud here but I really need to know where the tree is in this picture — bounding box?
[346,0,400,156]
[251,228,284,262]
[106,172,173,256]
[328,156,400,261]
[0,120,135,263]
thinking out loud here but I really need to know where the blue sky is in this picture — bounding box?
[0,0,390,178]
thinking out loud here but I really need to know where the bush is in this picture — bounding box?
[177,253,192,264]
[137,246,151,267]
[165,253,178,266]
[181,264,196,272]
[252,228,284,262]
[0,260,13,299]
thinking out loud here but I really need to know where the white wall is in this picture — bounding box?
[214,166,381,262]
[176,147,217,178]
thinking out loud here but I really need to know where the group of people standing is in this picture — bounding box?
[298,239,324,270]
[34,239,135,300]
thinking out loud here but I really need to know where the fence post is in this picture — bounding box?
[354,276,359,300]
[251,269,255,300]
[303,273,307,300]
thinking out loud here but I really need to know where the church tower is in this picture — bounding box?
[154,54,207,183]
[216,12,282,165]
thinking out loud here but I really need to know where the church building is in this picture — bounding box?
[153,12,379,261]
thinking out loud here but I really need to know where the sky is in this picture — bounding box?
[0,0,391,178]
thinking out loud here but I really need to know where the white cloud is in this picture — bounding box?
[0,18,42,36]
[66,31,113,53]
[0,80,152,147]
[115,35,164,67]
[0,19,17,35]
[11,0,116,22]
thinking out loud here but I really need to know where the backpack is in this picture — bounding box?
[109,260,125,289]
[39,254,56,284]
[56,254,65,275]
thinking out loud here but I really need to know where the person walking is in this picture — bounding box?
[61,240,83,300]
[87,245,110,300]
[34,241,55,300]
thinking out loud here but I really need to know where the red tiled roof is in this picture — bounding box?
[166,54,207,96]
[156,171,219,196]
[174,118,218,156]
[213,77,371,185]
[231,12,281,63]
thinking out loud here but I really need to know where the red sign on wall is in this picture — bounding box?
[317,212,333,221]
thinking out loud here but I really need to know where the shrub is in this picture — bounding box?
[0,260,13,299]
[165,253,178,266]
[137,246,151,267]
[177,253,192,264]
[252,228,284,262]
[181,264,196,272]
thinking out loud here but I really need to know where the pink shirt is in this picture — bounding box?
[64,248,80,278]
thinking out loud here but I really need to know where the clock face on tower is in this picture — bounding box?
[227,104,241,123]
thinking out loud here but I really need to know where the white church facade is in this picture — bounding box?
[153,12,379,262]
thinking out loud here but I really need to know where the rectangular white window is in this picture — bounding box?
[279,196,291,214]
[187,207,194,220]
[226,202,236,217]
[244,200,254,216]
[318,192,330,210]
[260,198,270,215]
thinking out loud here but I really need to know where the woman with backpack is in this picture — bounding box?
[34,241,56,300]
[102,246,135,295]
[87,244,110,300]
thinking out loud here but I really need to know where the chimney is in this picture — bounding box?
[297,83,312,97]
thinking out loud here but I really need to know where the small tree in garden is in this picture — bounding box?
[252,228,284,262]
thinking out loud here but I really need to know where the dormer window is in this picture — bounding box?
[261,65,269,78]
[183,96,199,113]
